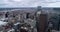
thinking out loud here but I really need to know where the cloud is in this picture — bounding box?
[0,0,60,7]
[43,2,60,7]
[40,0,60,7]
[0,0,39,7]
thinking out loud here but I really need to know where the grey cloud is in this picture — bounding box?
[0,0,60,7]
[0,0,40,7]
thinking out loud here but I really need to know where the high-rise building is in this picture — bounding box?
[36,11,48,32]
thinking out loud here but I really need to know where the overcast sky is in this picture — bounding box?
[0,0,60,8]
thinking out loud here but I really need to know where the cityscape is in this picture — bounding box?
[0,6,60,32]
[1,0,60,32]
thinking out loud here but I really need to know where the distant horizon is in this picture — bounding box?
[0,6,37,8]
[0,6,60,8]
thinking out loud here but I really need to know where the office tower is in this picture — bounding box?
[26,13,30,19]
[5,12,9,18]
[36,12,48,32]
